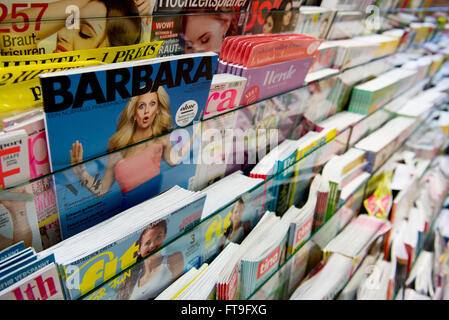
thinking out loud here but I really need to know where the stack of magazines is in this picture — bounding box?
[216,34,322,105]
[289,252,354,300]
[282,175,322,256]
[0,242,62,300]
[320,148,369,221]
[216,211,288,300]
[354,116,419,172]
[348,68,418,115]
[37,186,207,300]
[200,172,264,220]
[323,215,392,263]
[156,242,240,300]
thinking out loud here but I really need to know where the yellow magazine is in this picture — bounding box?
[0,60,101,118]
[0,41,163,119]
[0,1,154,56]
[296,129,338,161]
[0,41,163,68]
[364,172,393,219]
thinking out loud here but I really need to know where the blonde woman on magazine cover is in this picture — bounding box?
[69,86,197,209]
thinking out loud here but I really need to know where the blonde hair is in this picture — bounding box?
[107,86,173,158]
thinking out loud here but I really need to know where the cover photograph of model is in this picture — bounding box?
[41,53,217,238]
[0,0,154,56]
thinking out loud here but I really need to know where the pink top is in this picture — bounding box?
[114,144,163,194]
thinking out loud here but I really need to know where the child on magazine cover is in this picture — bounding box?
[116,219,184,300]
[69,86,198,209]
[1,0,142,54]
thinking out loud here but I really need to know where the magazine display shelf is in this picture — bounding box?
[392,191,449,299]
[76,82,425,299]
[247,163,369,300]
[80,98,441,300]
[78,121,352,299]
[340,118,449,300]
[247,106,449,300]
[332,171,449,300]
[0,35,440,192]
[0,44,428,247]
[0,0,447,301]
[0,5,345,59]
[344,152,449,301]
[389,113,449,299]
[0,31,444,300]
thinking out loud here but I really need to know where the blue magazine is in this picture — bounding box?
[41,52,218,172]
[82,227,203,300]
[40,53,217,239]
[0,242,25,262]
[52,125,204,239]
[57,190,206,300]
[201,183,265,263]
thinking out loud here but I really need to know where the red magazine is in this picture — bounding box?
[244,0,305,35]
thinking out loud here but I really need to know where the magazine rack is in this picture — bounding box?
[80,104,445,300]
[0,33,445,299]
[0,6,348,57]
[79,123,350,300]
[247,110,449,300]
[0,34,441,189]
[0,50,422,239]
[0,2,448,300]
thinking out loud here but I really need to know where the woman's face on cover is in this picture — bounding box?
[282,3,292,26]
[134,91,159,129]
[263,15,274,34]
[54,1,110,52]
[138,225,166,258]
[183,15,229,53]
[231,201,244,225]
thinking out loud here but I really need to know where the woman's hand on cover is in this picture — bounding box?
[70,140,84,165]
[70,141,86,177]
[134,0,153,16]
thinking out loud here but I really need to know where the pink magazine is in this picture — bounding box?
[204,74,247,120]
[0,130,29,189]
[237,38,278,76]
[4,114,61,249]
[218,34,282,74]
[241,56,315,106]
[220,36,253,74]
[217,36,240,74]
[4,113,50,179]
[225,36,258,75]
[245,36,322,69]
[229,39,251,75]
[235,35,321,105]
